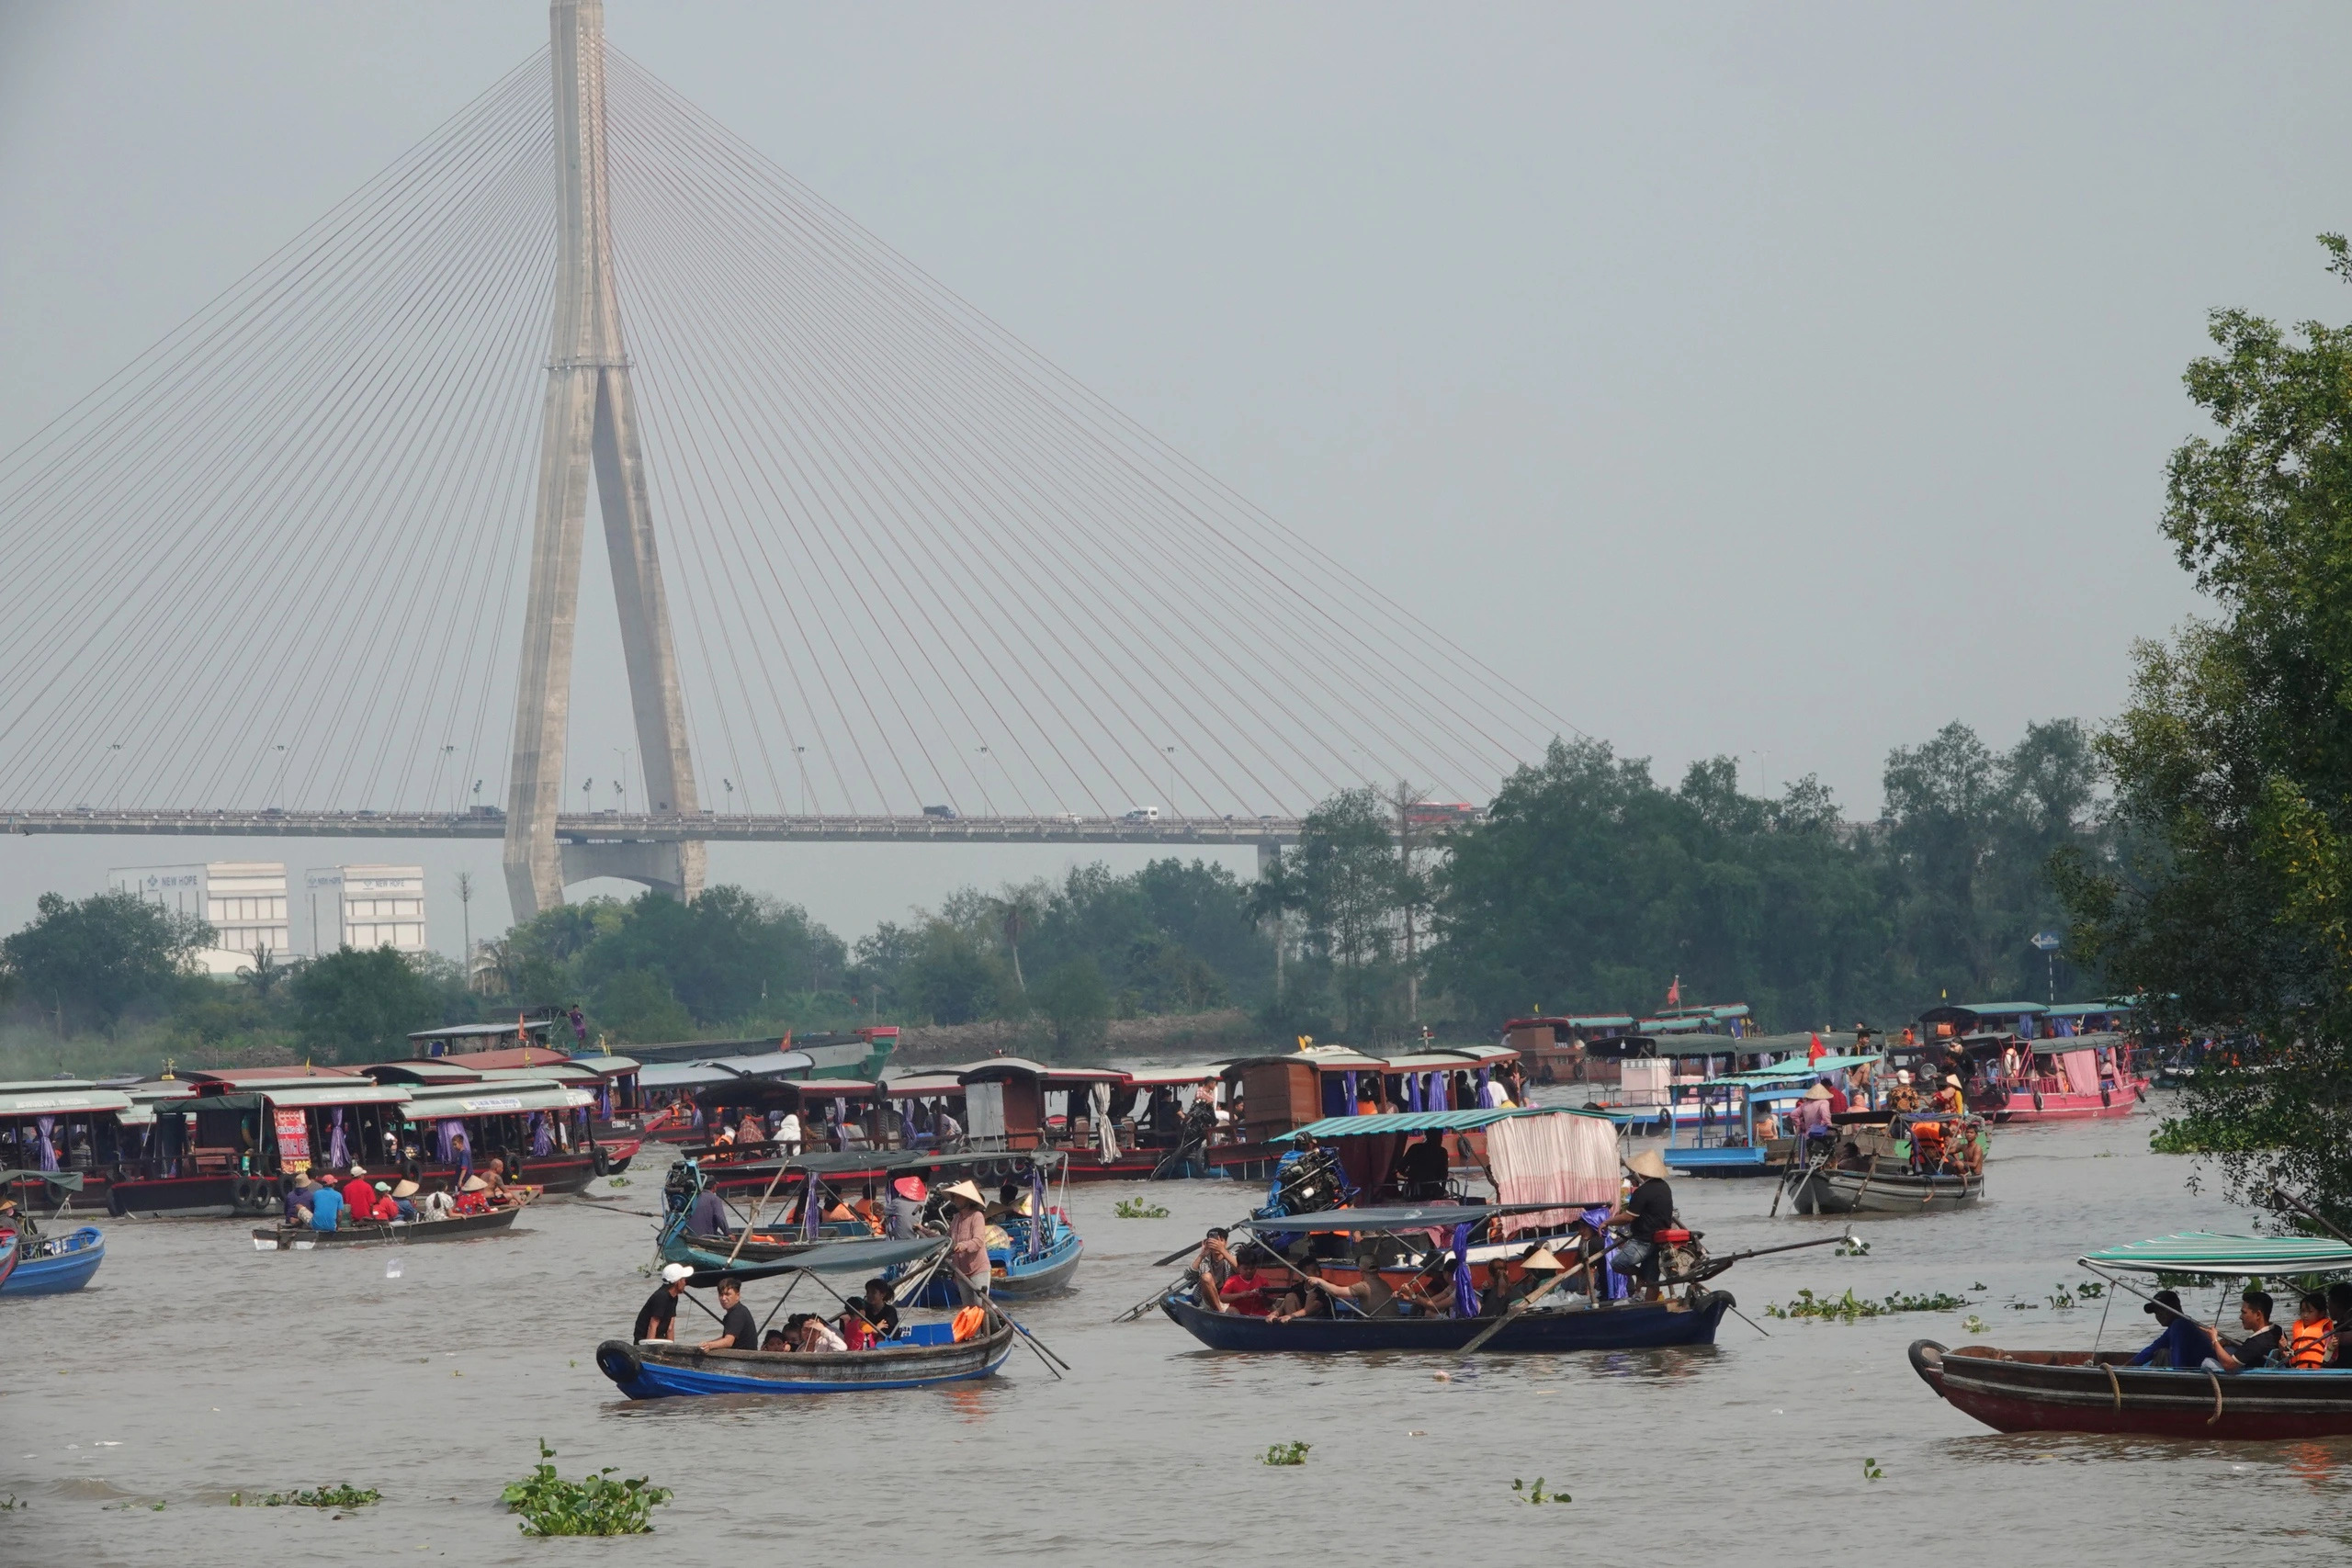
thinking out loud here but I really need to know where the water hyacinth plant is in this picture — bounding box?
[503,1441,673,1536]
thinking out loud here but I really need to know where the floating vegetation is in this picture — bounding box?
[1512,1477,1569,1505]
[1962,1315,1989,1335]
[1835,1237,1872,1257]
[1113,1198,1170,1219]
[605,1177,630,1188]
[1260,1441,1312,1467]
[503,1442,672,1536]
[1762,1288,1970,1322]
[1863,1457,1884,1482]
[0,1495,20,1512]
[259,1485,381,1509]
[2076,1281,2105,1298]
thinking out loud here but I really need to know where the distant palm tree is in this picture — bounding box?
[236,944,286,998]
[989,888,1044,992]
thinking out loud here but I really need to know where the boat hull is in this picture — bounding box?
[1,1226,105,1295]
[595,1323,1013,1397]
[1984,1077,2150,1122]
[1159,1290,1731,1353]
[249,1206,524,1249]
[1783,1166,1981,1213]
[1911,1340,2352,1438]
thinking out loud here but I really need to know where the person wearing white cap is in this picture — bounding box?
[1887,1070,1921,1113]
[635,1262,696,1343]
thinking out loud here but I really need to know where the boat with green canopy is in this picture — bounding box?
[1911,1230,2352,1438]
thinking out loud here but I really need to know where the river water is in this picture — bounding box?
[6,1097,2349,1565]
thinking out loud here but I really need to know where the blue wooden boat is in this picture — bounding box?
[0,1228,17,1291]
[597,1318,1016,1396]
[594,1237,1016,1397]
[1,1224,105,1295]
[903,1212,1083,1306]
[1161,1286,1732,1352]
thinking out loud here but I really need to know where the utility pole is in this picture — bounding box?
[457,871,474,987]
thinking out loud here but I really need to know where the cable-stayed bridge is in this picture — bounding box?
[0,2,1574,914]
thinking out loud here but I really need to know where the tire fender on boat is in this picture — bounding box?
[592,1145,613,1178]
[594,1339,643,1386]
[1907,1338,1947,1390]
[232,1177,254,1213]
[2030,1089,2044,1113]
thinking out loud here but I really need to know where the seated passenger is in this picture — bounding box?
[2329,1283,2352,1368]
[2129,1288,2220,1368]
[842,1278,901,1348]
[2289,1293,2334,1369]
[761,1328,795,1351]
[1190,1227,1244,1314]
[736,1114,767,1146]
[454,1174,492,1214]
[1267,1257,1333,1324]
[389,1179,421,1221]
[796,1313,847,1353]
[2211,1290,2282,1371]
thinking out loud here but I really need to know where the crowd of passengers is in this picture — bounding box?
[2133,1283,2352,1371]
[279,1160,523,1230]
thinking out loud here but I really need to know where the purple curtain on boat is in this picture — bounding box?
[35,1116,56,1171]
[1451,1224,1478,1317]
[802,1173,822,1240]
[327,1108,349,1168]
[899,1100,917,1146]
[1403,1076,1420,1113]
[1583,1205,1628,1300]
[1434,1074,1452,1111]
[1028,1166,1048,1260]
[1341,1072,1358,1113]
[531,1112,552,1156]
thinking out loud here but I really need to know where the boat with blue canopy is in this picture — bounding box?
[1912,1230,2352,1438]
[596,1237,1019,1397]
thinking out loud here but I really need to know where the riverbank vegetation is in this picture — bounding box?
[2056,237,2352,1226]
[1,713,2116,1078]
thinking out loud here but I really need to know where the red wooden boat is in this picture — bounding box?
[1911,1230,2352,1438]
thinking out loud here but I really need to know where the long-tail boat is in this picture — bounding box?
[1912,1230,2352,1438]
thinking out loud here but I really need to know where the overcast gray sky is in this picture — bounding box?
[2,1,2345,947]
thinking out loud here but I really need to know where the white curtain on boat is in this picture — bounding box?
[1091,1081,1119,1162]
[1486,1112,1623,1235]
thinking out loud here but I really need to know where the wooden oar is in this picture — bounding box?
[1457,1265,1577,1354]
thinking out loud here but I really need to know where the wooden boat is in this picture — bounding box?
[249,1205,525,1249]
[1162,1286,1732,1352]
[0,1224,105,1295]
[1782,1165,1982,1213]
[597,1318,1016,1396]
[594,1235,1011,1397]
[1910,1341,2352,1438]
[0,1227,17,1291]
[1911,1229,2352,1438]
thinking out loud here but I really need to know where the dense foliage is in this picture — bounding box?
[1430,726,2110,1034]
[2057,238,2352,1224]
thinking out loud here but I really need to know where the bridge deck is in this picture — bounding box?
[0,808,1302,847]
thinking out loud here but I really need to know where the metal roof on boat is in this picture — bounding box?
[1233,1201,1576,1233]
[2078,1231,2352,1277]
[0,1088,133,1117]
[399,1080,591,1115]
[1283,1106,1611,1139]
[1725,1054,1883,1082]
[174,1082,413,1111]
[684,1234,948,1285]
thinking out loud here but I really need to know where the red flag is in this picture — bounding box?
[1666,975,1681,1010]
[1807,1032,1826,1063]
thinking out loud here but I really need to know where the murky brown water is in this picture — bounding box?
[6,1095,2350,1564]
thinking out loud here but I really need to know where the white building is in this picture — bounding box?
[303,864,427,954]
[108,861,290,976]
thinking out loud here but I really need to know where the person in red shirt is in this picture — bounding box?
[1825,1079,1849,1115]
[343,1167,378,1222]
[368,1180,400,1220]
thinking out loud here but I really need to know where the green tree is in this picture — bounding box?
[1295,787,1403,1039]
[290,945,438,1062]
[904,922,1003,1025]
[2058,236,2352,1223]
[582,887,845,1026]
[1031,956,1112,1059]
[594,968,694,1043]
[1,890,212,1032]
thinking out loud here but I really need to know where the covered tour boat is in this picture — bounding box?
[595,1237,1016,1397]
[1911,1002,2150,1122]
[1913,1231,2352,1438]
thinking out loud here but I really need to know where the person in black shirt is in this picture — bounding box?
[1396,1131,1452,1200]
[633,1262,695,1342]
[698,1276,758,1352]
[844,1277,901,1342]
[2215,1289,2285,1371]
[1605,1150,1677,1300]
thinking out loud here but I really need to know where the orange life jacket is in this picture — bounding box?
[2290,1317,2332,1369]
[951,1306,987,1343]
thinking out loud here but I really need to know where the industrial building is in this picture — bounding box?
[302,864,427,954]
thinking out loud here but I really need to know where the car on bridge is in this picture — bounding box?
[1123,806,1160,822]
[922,804,958,820]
